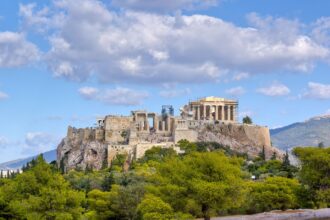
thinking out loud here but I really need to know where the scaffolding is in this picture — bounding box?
[161,105,174,118]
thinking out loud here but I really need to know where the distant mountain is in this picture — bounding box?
[270,115,330,150]
[0,149,56,170]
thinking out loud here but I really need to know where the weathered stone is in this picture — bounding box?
[57,96,284,171]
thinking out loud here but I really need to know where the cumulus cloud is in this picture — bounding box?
[112,0,219,13]
[0,91,8,100]
[0,32,39,67]
[78,87,99,99]
[312,17,330,47]
[232,72,250,81]
[159,88,191,98]
[18,1,329,85]
[79,86,149,105]
[257,82,290,96]
[0,136,8,148]
[239,110,254,118]
[225,86,246,96]
[303,82,330,99]
[23,132,60,154]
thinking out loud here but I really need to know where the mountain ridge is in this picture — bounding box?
[0,149,56,170]
[270,114,330,150]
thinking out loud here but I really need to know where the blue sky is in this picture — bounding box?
[0,0,330,162]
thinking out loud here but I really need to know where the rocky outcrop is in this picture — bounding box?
[57,127,107,171]
[197,123,283,159]
[57,122,283,172]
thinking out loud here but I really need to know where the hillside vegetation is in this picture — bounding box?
[0,141,329,220]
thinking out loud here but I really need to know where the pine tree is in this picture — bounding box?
[101,172,115,191]
[318,142,325,148]
[60,158,66,174]
[282,150,293,178]
[271,152,277,160]
[282,151,290,168]
[242,116,253,124]
[259,146,266,161]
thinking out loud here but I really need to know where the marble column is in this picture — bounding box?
[215,105,218,120]
[153,116,158,131]
[224,106,227,121]
[197,106,200,120]
[162,121,166,131]
[166,117,171,131]
[203,105,206,120]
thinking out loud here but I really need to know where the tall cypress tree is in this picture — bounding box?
[259,146,266,161]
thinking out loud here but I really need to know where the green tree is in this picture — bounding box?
[178,139,198,154]
[318,142,325,148]
[293,147,330,208]
[271,152,277,160]
[0,155,85,219]
[259,146,266,161]
[137,194,174,220]
[242,116,252,124]
[147,152,247,220]
[282,150,294,178]
[140,147,177,163]
[86,189,113,219]
[246,177,300,213]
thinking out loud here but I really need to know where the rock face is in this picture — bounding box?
[57,122,283,172]
[197,123,282,159]
[57,127,107,171]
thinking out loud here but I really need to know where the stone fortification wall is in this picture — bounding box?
[135,142,176,159]
[107,142,183,165]
[104,116,132,144]
[174,129,198,143]
[58,117,283,172]
[108,144,135,165]
[196,123,282,158]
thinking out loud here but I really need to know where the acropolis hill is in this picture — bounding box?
[57,96,282,171]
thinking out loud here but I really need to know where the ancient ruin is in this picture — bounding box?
[57,96,281,171]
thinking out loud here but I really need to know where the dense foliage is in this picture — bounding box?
[0,143,329,219]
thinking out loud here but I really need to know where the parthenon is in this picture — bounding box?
[181,96,238,122]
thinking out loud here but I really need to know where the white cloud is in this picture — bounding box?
[225,86,246,96]
[79,86,149,105]
[312,17,330,47]
[0,32,39,67]
[20,1,329,85]
[112,0,219,13]
[159,88,191,98]
[23,132,60,154]
[0,136,8,148]
[0,91,8,100]
[78,87,99,99]
[232,72,250,81]
[303,82,330,99]
[257,82,290,96]
[325,109,330,115]
[239,110,254,118]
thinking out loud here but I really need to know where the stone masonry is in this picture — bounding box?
[57,96,281,171]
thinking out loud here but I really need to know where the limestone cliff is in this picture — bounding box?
[57,127,107,171]
[196,123,283,159]
[57,122,283,172]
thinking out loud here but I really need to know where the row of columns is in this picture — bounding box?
[193,105,235,121]
[136,113,171,132]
